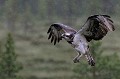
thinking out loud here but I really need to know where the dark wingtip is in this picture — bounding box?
[47,28,51,34]
[102,15,111,18]
[54,41,56,45]
[54,36,57,45]
[88,14,111,20]
[48,32,52,39]
[51,36,54,43]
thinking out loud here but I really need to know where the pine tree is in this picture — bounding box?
[0,33,23,79]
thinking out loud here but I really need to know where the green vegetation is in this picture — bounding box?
[0,0,119,79]
[0,33,23,79]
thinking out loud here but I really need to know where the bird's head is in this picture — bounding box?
[63,33,74,43]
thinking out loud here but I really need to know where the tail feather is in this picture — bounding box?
[85,53,95,66]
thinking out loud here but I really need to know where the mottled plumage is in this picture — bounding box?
[47,15,115,66]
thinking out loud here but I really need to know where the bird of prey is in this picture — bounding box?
[47,15,115,66]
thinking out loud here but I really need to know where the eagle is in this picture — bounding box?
[47,15,115,66]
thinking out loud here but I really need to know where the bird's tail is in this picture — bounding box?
[85,52,95,66]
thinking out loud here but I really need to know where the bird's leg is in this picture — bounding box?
[73,52,82,63]
[73,53,80,63]
[77,53,83,61]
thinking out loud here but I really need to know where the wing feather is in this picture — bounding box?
[47,23,77,45]
[48,31,52,39]
[51,35,54,43]
[80,15,115,42]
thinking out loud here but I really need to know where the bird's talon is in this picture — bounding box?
[73,58,79,63]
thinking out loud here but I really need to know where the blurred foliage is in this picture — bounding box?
[0,0,120,20]
[0,0,119,34]
[73,41,120,79]
[0,33,23,79]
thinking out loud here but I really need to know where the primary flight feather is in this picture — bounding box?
[47,15,115,66]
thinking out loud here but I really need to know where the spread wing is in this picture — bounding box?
[80,15,115,42]
[47,23,77,45]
